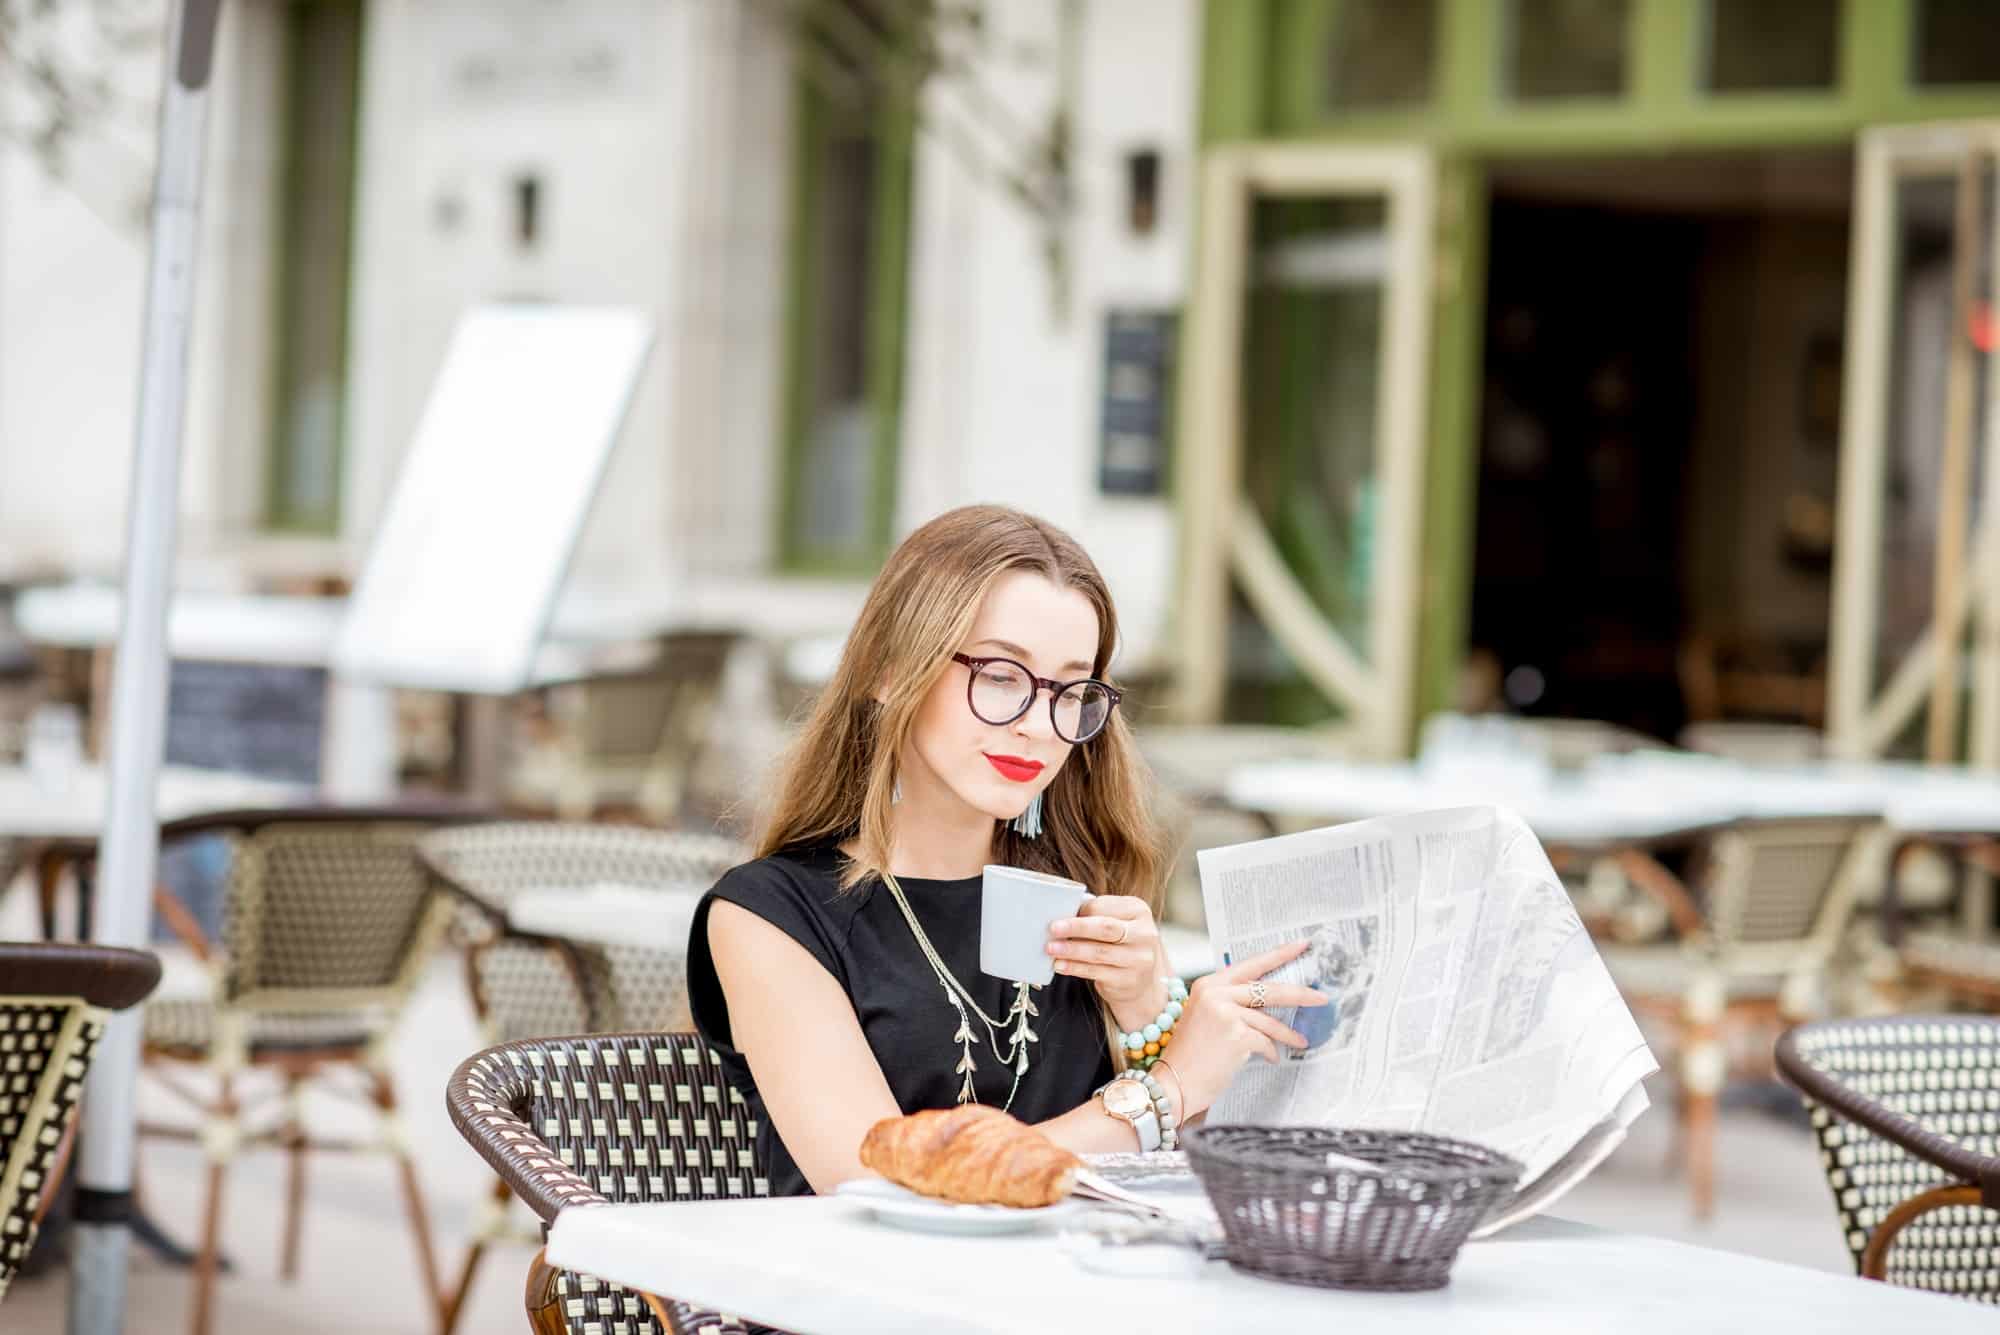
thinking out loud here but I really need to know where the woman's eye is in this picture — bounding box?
[982,669,1025,690]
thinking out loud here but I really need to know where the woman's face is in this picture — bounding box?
[903,570,1101,825]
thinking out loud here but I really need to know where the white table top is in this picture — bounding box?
[506,885,1223,981]
[0,764,303,840]
[1225,753,2000,846]
[546,1198,1985,1335]
[505,883,706,950]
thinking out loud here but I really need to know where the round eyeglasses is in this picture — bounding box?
[950,652,1123,744]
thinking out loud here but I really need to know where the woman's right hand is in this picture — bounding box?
[1160,940,1328,1119]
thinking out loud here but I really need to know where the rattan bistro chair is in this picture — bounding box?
[1600,817,1876,1217]
[133,805,483,1335]
[446,1033,778,1335]
[1777,1017,2000,1301]
[418,822,743,1333]
[1878,833,2000,1008]
[420,822,744,1042]
[0,943,160,1304]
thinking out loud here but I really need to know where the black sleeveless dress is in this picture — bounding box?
[686,844,1116,1197]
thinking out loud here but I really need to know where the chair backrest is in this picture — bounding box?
[420,822,744,912]
[196,813,466,1011]
[0,944,160,1302]
[1778,1017,2000,1300]
[1702,818,1872,964]
[447,1032,766,1221]
[420,825,744,1040]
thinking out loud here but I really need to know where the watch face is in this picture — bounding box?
[1103,1080,1149,1118]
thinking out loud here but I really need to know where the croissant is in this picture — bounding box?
[859,1105,1080,1207]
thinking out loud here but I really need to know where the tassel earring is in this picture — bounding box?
[892,776,903,805]
[1011,792,1043,839]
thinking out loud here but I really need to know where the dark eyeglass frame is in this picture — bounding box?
[950,652,1124,743]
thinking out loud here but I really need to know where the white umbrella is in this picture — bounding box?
[67,2,221,1332]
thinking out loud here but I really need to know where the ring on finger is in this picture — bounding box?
[1248,980,1268,1009]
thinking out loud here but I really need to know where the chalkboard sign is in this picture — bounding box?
[1098,309,1177,497]
[164,659,327,785]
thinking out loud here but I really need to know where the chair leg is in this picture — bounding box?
[439,1176,512,1335]
[1682,1085,1718,1220]
[282,1111,308,1279]
[1680,1015,1725,1221]
[371,1068,447,1333]
[524,1249,569,1335]
[190,1077,235,1335]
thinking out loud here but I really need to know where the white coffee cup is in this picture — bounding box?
[981,864,1091,985]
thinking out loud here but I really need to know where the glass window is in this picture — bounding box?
[780,2,913,572]
[267,0,363,534]
[1914,0,2000,87]
[1326,0,1436,110]
[1507,0,1631,101]
[1704,0,1839,93]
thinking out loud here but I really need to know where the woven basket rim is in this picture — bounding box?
[1185,1123,1523,1186]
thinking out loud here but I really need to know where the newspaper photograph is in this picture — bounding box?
[1196,804,1657,1233]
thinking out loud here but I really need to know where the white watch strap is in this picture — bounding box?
[1119,1074,1162,1152]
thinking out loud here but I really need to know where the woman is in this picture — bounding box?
[687,505,1326,1196]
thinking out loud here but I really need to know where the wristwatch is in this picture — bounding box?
[1096,1074,1161,1153]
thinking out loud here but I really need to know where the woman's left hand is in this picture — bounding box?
[1047,896,1166,1030]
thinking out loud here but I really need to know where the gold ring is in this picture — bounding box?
[1248,980,1268,1009]
[1109,920,1129,945]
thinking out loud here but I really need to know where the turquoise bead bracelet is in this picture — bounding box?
[1120,976,1189,1071]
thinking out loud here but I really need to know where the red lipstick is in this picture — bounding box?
[985,753,1044,782]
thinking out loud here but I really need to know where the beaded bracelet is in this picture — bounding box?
[1120,976,1189,1071]
[1133,1068,1179,1151]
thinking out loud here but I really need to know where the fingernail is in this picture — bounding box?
[1046,943,1062,955]
[1052,919,1073,932]
[1053,960,1068,972]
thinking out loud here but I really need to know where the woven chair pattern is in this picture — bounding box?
[420,824,743,1040]
[0,1002,102,1300]
[1779,1017,2000,1301]
[1705,820,1867,953]
[446,1033,769,1335]
[148,822,455,1061]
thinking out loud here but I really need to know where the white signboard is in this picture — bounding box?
[333,304,653,693]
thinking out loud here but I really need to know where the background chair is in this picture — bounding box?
[418,821,743,1333]
[1878,833,2000,1010]
[0,942,160,1304]
[134,805,481,1335]
[1777,1016,2000,1301]
[1600,817,1875,1217]
[505,631,740,825]
[420,821,744,1041]
[446,1033,773,1335]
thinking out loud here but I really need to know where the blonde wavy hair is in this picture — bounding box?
[756,505,1170,926]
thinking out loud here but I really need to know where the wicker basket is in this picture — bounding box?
[1184,1125,1522,1291]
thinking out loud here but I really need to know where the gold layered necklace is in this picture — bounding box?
[880,869,1036,1110]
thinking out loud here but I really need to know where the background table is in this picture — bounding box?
[503,886,1224,1029]
[547,1198,1989,1335]
[0,762,300,840]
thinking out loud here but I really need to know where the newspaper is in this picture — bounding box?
[1195,805,1657,1234]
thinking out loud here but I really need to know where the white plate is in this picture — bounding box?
[833,1177,1080,1235]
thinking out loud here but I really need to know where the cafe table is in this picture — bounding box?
[546,1199,1990,1335]
[506,884,1220,982]
[1,762,302,937]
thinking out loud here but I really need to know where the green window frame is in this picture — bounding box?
[775,27,917,576]
[264,0,364,536]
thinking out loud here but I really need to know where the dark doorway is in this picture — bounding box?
[1470,151,1853,744]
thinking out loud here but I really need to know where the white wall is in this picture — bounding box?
[897,0,1200,669]
[0,0,289,582]
[344,0,793,591]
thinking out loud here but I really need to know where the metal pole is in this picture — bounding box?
[68,3,221,1332]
